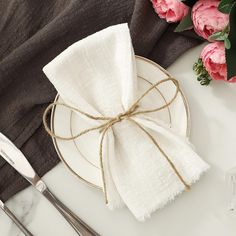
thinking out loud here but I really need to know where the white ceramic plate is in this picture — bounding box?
[51,56,190,189]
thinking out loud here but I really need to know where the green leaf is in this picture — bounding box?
[218,0,235,14]
[181,0,198,7]
[200,77,212,86]
[224,37,231,49]
[208,31,226,41]
[193,58,212,86]
[175,11,193,32]
[226,3,236,79]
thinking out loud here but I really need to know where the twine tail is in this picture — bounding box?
[129,118,190,190]
[99,125,112,204]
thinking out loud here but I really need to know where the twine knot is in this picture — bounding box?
[115,113,124,122]
[99,104,139,133]
[115,104,139,122]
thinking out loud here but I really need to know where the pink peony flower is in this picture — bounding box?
[201,42,236,82]
[151,0,189,23]
[192,0,229,40]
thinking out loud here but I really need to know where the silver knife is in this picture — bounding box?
[0,199,33,236]
[0,132,100,236]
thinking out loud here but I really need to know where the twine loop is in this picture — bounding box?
[43,77,190,203]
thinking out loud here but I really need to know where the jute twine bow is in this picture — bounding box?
[43,77,190,203]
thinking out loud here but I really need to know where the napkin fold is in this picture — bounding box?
[43,24,209,221]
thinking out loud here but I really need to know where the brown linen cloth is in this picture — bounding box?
[0,0,203,201]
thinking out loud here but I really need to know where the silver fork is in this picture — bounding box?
[0,199,33,236]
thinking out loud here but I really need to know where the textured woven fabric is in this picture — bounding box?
[0,0,203,201]
[43,24,209,220]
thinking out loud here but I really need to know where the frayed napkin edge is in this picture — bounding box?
[131,163,210,222]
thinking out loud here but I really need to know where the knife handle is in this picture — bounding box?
[41,187,100,236]
[0,203,33,236]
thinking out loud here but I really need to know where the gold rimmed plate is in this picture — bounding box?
[50,56,190,189]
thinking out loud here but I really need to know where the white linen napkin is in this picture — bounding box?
[43,23,209,221]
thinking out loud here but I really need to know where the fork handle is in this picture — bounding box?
[0,204,33,236]
[42,187,100,236]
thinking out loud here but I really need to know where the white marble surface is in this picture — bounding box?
[1,44,236,236]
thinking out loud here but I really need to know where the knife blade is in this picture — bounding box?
[0,132,100,236]
[0,133,40,186]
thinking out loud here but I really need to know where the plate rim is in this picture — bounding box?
[50,55,191,190]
